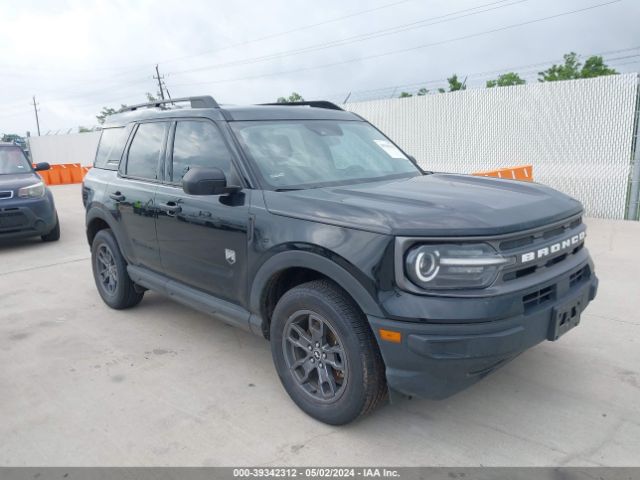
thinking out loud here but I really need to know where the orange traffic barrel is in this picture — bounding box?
[57,164,73,184]
[47,165,61,185]
[70,164,84,183]
[473,165,533,182]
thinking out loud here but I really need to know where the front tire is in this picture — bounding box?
[270,280,387,425]
[91,229,144,309]
[41,214,60,242]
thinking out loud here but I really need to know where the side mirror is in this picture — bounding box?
[34,162,50,172]
[182,167,240,195]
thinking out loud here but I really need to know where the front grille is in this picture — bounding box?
[523,285,555,311]
[0,191,13,199]
[499,217,582,251]
[498,216,585,283]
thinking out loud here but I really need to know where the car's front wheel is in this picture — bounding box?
[91,229,144,309]
[270,280,387,425]
[41,214,60,242]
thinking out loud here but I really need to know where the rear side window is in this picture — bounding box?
[94,127,126,170]
[126,122,168,180]
[170,120,233,183]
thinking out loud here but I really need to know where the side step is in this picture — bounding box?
[127,265,253,333]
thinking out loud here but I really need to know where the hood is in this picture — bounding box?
[263,174,583,236]
[0,172,42,192]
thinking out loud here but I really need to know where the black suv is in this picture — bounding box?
[0,143,60,242]
[83,96,598,425]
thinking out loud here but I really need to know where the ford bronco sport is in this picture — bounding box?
[83,96,598,425]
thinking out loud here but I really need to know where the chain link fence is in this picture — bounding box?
[343,73,640,220]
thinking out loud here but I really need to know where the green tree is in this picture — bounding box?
[96,107,116,124]
[416,88,428,96]
[486,72,526,88]
[276,92,304,103]
[78,126,92,133]
[1,133,23,143]
[538,52,582,81]
[580,55,617,78]
[538,52,617,82]
[96,104,128,124]
[447,74,466,92]
[398,91,412,98]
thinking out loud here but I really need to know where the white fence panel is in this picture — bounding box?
[28,131,101,166]
[344,74,639,219]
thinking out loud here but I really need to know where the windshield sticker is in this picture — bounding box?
[374,140,407,159]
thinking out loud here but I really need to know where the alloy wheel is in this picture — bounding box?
[96,244,118,295]
[282,310,348,402]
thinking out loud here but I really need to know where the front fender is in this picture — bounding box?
[249,249,384,319]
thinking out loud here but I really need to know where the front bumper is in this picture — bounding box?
[369,256,598,399]
[0,193,57,239]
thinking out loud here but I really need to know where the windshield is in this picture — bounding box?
[230,120,420,189]
[0,147,32,175]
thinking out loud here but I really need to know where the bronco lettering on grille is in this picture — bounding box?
[521,231,586,263]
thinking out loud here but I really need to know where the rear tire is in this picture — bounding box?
[270,280,387,425]
[91,229,144,309]
[41,215,60,242]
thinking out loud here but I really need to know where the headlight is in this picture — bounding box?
[404,243,510,290]
[18,181,45,198]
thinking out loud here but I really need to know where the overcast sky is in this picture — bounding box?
[1,0,638,135]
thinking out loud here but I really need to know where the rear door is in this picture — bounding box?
[109,121,169,271]
[155,119,250,304]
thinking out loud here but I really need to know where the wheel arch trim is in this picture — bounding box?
[85,205,131,262]
[249,249,384,321]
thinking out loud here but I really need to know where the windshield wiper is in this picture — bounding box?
[274,187,302,192]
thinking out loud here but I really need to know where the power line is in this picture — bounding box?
[0,0,521,110]
[166,0,525,77]
[0,0,618,109]
[0,0,418,78]
[0,1,629,117]
[2,0,518,107]
[328,58,640,102]
[0,2,428,107]
[169,0,623,89]
[152,0,418,68]
[1,50,637,124]
[324,47,640,101]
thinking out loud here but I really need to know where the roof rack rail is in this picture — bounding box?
[259,101,343,111]
[119,95,219,113]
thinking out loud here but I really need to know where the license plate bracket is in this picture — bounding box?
[548,294,584,341]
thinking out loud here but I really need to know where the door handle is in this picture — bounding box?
[158,201,182,215]
[109,192,125,202]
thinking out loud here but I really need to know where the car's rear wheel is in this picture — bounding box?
[91,229,144,309]
[270,280,387,425]
[41,215,60,242]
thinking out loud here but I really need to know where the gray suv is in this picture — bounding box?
[0,143,59,242]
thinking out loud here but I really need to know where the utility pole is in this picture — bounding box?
[154,65,166,100]
[32,96,41,136]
